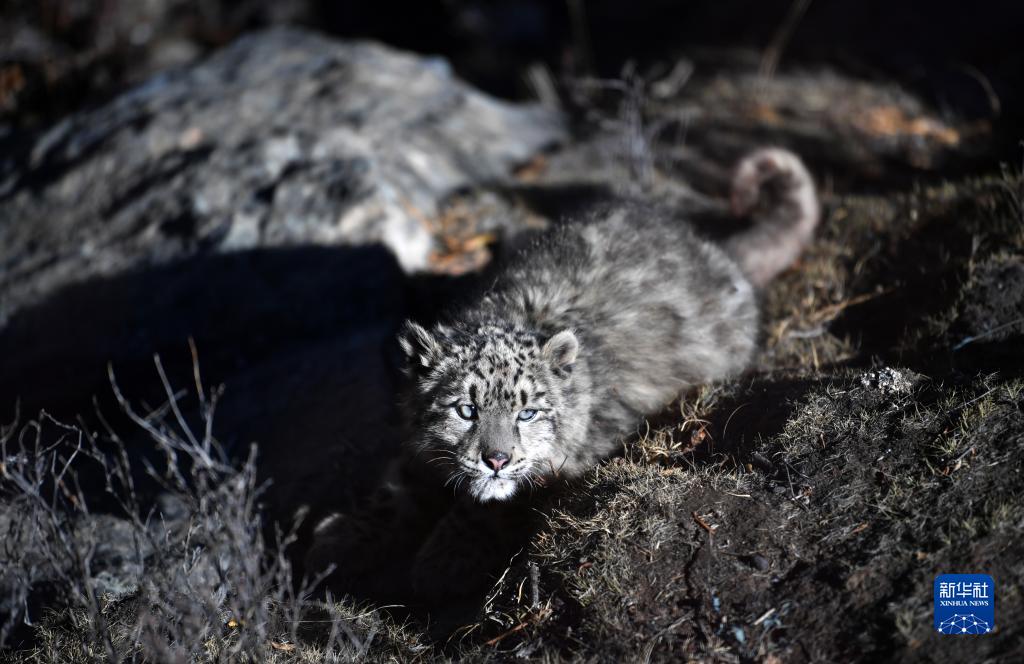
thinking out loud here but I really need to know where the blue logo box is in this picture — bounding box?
[934,574,995,635]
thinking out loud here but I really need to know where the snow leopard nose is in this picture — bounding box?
[483,450,510,472]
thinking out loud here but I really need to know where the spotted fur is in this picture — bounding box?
[400,148,819,502]
[306,147,819,596]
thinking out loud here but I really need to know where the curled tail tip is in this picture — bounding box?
[727,147,820,287]
[730,147,818,222]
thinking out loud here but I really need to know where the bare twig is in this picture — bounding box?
[1,345,369,659]
[759,0,813,80]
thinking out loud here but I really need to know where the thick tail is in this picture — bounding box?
[723,147,820,288]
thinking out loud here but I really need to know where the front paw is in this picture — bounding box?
[305,512,412,597]
[305,513,365,581]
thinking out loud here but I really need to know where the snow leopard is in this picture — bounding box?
[306,147,818,596]
[396,147,818,502]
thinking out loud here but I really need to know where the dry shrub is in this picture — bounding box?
[0,349,423,662]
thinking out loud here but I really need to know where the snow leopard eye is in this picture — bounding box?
[455,404,477,420]
[517,409,537,422]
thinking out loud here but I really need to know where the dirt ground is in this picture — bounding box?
[423,157,1024,662]
[8,89,1024,664]
[2,4,1023,663]
[296,103,1024,660]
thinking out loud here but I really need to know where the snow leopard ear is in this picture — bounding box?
[399,321,441,372]
[543,330,578,375]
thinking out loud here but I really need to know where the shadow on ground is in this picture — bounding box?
[2,168,1022,660]
[0,238,538,632]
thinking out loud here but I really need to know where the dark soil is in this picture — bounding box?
[2,3,1023,663]
[312,128,1023,663]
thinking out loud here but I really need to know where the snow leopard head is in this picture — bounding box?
[399,321,582,501]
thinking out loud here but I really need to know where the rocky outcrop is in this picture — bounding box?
[0,27,564,326]
[0,31,563,647]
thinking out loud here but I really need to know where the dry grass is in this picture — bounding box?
[0,351,428,663]
[435,161,1024,661]
[3,61,1024,662]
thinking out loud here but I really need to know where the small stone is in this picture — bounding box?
[859,367,914,395]
[749,554,771,571]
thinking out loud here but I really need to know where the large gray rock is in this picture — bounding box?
[0,27,564,324]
